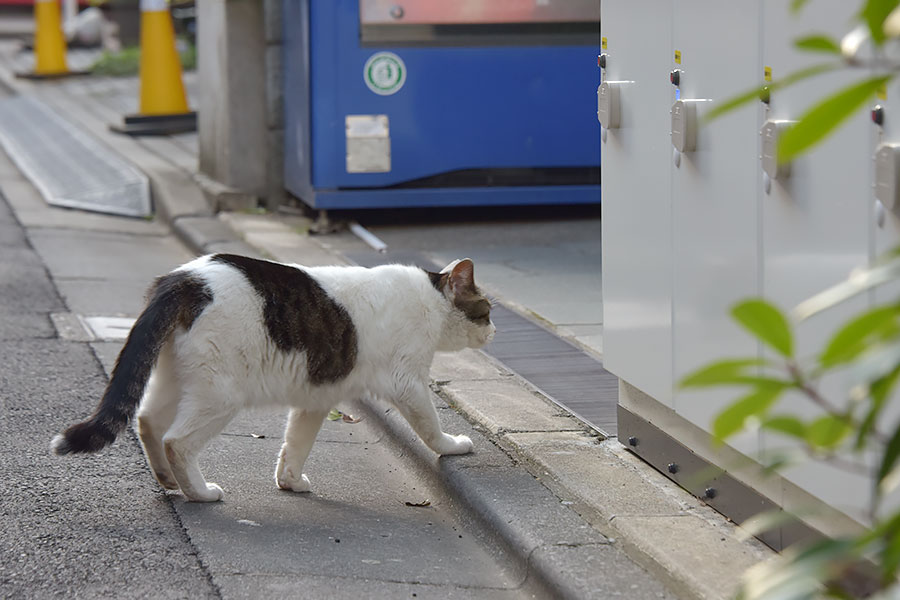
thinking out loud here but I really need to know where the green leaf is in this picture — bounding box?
[805,415,852,449]
[762,415,808,440]
[881,529,900,581]
[778,75,893,164]
[732,300,794,357]
[679,358,772,387]
[703,84,773,123]
[704,62,838,123]
[860,0,900,45]
[856,365,900,450]
[790,0,812,12]
[712,385,786,441]
[878,244,900,263]
[794,34,842,54]
[327,409,342,421]
[820,305,900,368]
[861,509,900,545]
[877,423,900,492]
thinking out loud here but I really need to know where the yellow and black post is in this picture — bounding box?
[110,0,196,135]
[16,0,89,79]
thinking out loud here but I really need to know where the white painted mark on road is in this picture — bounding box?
[53,314,136,342]
[82,316,135,341]
[236,519,261,527]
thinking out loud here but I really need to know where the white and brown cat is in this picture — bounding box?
[52,254,495,502]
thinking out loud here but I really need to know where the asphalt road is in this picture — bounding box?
[0,188,541,598]
[0,194,218,597]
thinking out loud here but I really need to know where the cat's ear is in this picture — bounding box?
[448,258,476,297]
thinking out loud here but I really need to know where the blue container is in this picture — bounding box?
[283,0,601,209]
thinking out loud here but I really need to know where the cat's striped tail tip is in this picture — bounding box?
[50,433,72,455]
[50,421,116,455]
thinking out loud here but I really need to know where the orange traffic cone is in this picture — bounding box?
[110,0,196,135]
[16,0,88,79]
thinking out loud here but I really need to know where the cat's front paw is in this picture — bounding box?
[186,483,225,502]
[277,471,311,493]
[440,433,474,456]
[275,460,311,493]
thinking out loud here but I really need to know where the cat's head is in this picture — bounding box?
[430,259,496,351]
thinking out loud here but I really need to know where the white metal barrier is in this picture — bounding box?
[601,0,891,539]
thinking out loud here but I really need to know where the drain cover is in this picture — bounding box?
[82,316,135,341]
[52,313,134,341]
[0,96,151,217]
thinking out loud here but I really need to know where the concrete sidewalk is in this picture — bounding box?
[0,40,775,600]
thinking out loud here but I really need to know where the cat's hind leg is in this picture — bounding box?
[135,340,180,490]
[275,408,329,493]
[392,381,474,456]
[162,384,237,502]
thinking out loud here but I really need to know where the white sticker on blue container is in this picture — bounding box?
[364,52,407,96]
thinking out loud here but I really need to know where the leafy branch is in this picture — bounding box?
[667,2,900,596]
[681,251,900,597]
[707,0,900,165]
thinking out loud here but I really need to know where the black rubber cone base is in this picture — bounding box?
[110,111,197,136]
[15,69,91,80]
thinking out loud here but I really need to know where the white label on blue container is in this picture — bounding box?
[364,52,407,96]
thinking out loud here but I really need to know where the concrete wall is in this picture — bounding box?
[197,0,284,209]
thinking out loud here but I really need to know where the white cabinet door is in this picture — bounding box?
[601,0,675,407]
[761,0,873,520]
[870,50,900,519]
[670,1,762,457]
[873,82,900,293]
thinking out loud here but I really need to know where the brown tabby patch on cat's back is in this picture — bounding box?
[211,254,358,385]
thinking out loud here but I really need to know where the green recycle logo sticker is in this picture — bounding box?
[364,52,406,96]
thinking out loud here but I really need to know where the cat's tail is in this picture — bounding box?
[51,270,212,455]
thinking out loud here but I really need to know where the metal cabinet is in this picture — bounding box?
[600,0,674,407]
[604,0,883,532]
[873,72,900,296]
[872,39,900,518]
[670,1,762,457]
[760,0,873,518]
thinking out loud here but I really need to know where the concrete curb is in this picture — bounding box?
[433,350,774,600]
[170,214,254,257]
[356,393,666,600]
[193,172,257,213]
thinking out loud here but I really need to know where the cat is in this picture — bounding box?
[51,254,495,502]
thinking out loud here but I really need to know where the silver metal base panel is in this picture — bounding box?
[617,404,820,552]
[0,95,151,218]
